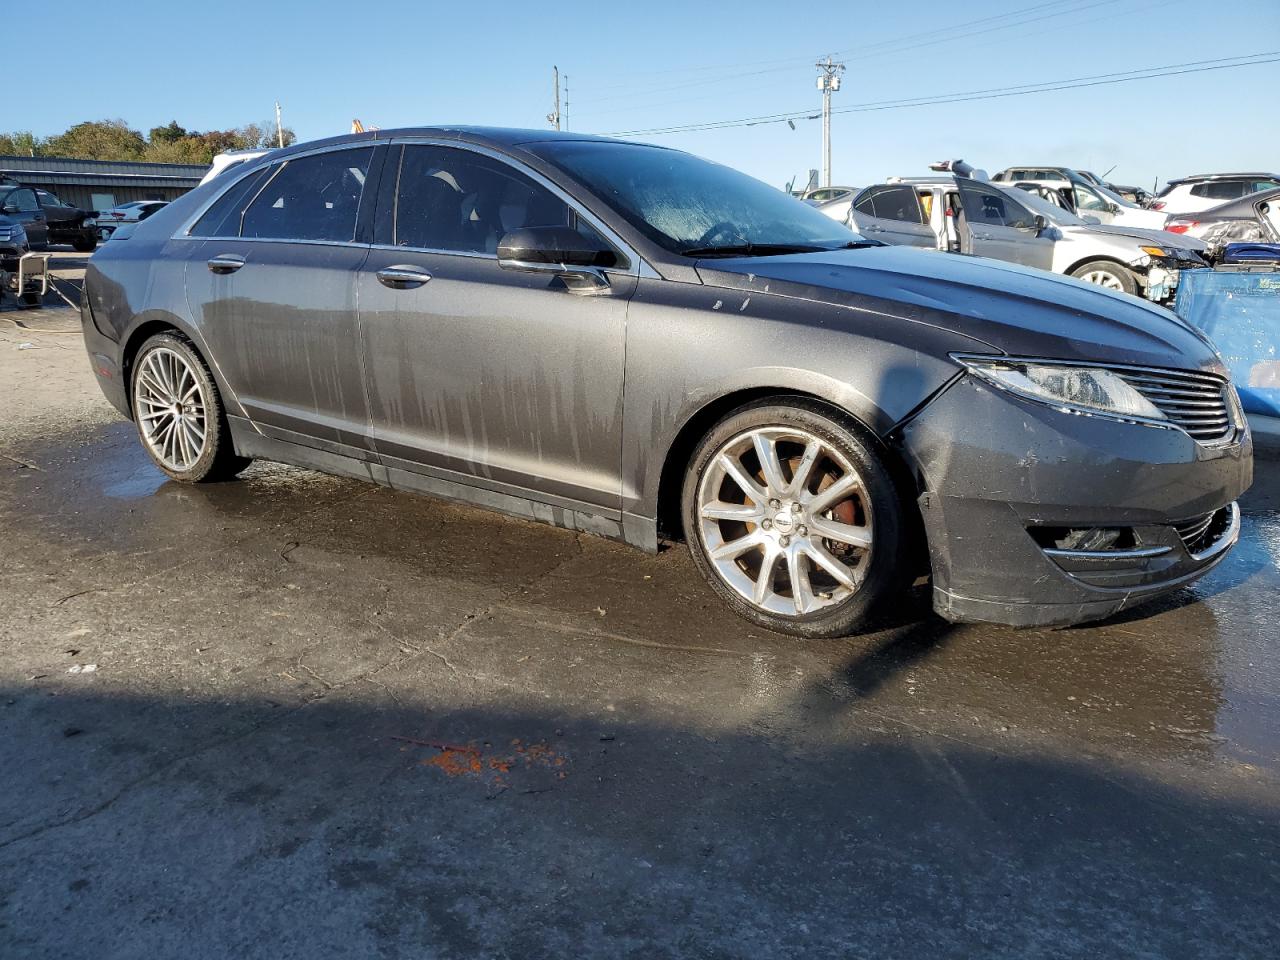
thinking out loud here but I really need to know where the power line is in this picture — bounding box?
[604,52,1279,137]
[574,0,1107,105]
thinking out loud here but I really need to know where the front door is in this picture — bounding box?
[357,143,633,512]
[183,145,378,452]
[957,182,1055,272]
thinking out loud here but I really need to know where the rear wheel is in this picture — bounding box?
[130,332,251,482]
[72,234,97,253]
[1070,260,1137,296]
[682,399,906,639]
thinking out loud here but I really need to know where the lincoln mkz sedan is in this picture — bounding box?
[81,128,1253,637]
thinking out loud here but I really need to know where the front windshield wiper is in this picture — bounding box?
[680,242,830,258]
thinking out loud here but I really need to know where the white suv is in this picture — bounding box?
[1152,173,1280,215]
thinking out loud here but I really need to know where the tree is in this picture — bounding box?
[45,120,146,161]
[149,120,189,145]
[0,131,42,156]
[143,137,214,165]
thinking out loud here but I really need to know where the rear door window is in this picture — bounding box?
[867,185,924,224]
[1191,181,1246,201]
[240,147,374,242]
[191,165,275,237]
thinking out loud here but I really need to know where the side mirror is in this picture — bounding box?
[1106,203,1119,214]
[497,226,619,294]
[1033,214,1047,232]
[2,204,16,215]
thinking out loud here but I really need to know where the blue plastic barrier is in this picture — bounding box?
[1174,268,1280,417]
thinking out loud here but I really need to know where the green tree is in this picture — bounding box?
[148,120,190,145]
[45,120,146,161]
[143,137,214,165]
[0,131,42,156]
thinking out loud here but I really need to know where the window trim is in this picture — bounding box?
[176,141,379,245]
[382,136,649,276]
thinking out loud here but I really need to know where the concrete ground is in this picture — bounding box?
[2,264,1278,958]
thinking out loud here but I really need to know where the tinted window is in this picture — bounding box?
[191,166,274,237]
[37,190,65,206]
[3,188,39,213]
[1073,185,1111,212]
[395,145,575,254]
[869,185,924,224]
[852,191,876,216]
[1191,181,1245,201]
[241,147,373,242]
[960,185,1033,228]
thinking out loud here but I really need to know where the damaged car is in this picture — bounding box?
[1164,187,1280,261]
[81,128,1250,636]
[849,176,1208,301]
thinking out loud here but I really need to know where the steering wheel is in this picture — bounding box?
[694,221,746,248]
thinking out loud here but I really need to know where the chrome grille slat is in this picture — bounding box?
[1117,368,1232,443]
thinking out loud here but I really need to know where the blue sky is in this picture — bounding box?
[20,0,1280,190]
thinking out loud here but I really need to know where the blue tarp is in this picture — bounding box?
[1174,268,1280,417]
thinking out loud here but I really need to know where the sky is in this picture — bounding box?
[16,0,1280,191]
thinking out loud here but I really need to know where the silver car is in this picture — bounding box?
[847,176,1208,301]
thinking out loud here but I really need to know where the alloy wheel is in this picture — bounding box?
[134,347,208,472]
[696,426,873,616]
[1079,269,1124,291]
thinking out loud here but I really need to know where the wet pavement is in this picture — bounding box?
[1,306,1278,958]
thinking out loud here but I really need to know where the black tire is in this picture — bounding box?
[18,290,41,309]
[681,398,908,639]
[1069,260,1138,296]
[130,332,251,482]
[72,235,97,253]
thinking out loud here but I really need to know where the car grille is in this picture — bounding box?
[1115,368,1232,442]
[1173,506,1232,555]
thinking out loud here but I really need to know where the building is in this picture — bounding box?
[0,155,208,211]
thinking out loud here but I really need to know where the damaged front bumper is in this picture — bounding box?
[1141,253,1208,303]
[899,372,1253,627]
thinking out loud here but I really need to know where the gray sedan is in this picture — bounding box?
[81,128,1252,636]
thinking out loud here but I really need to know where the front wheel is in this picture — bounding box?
[682,400,907,639]
[72,235,97,253]
[1070,260,1138,296]
[131,332,251,482]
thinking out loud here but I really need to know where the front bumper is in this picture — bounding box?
[900,374,1253,627]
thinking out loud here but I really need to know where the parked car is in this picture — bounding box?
[34,189,97,251]
[1150,173,1280,215]
[97,200,168,239]
[848,176,1207,301]
[992,166,1149,206]
[802,186,857,205]
[0,215,42,307]
[1004,178,1168,230]
[0,182,48,249]
[81,128,1250,636]
[1164,187,1280,261]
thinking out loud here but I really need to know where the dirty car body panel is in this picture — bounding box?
[82,128,1252,628]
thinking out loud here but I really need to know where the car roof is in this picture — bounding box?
[263,126,645,164]
[1169,172,1280,184]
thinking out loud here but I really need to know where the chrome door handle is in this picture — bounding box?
[863,224,884,232]
[376,265,432,289]
[207,254,246,274]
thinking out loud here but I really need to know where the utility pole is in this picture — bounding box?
[814,57,845,188]
[563,73,569,131]
[547,66,561,130]
[274,101,284,148]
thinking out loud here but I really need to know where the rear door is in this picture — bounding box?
[849,185,936,248]
[183,145,379,453]
[957,182,1054,271]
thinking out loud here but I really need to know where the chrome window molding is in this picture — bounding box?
[174,139,380,242]
[386,136,656,279]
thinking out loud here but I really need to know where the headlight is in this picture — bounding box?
[955,356,1167,421]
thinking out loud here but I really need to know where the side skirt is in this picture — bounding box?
[228,417,657,552]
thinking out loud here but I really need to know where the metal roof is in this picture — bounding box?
[0,155,208,190]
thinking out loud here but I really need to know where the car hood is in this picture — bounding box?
[1084,223,1209,252]
[696,245,1225,375]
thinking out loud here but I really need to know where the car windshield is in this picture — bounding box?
[534,141,865,256]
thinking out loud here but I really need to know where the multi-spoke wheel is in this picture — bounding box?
[683,400,905,638]
[130,332,251,482]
